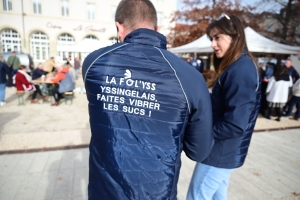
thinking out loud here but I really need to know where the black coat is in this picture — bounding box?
[0,61,9,84]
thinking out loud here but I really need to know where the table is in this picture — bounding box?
[32,78,57,103]
[32,78,56,84]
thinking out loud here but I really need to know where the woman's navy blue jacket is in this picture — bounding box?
[82,28,214,200]
[203,52,261,169]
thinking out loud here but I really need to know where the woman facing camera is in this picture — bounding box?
[187,15,261,200]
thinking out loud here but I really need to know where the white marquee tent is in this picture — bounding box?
[169,27,300,55]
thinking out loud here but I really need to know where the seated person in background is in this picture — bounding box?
[43,57,56,74]
[66,62,76,83]
[32,63,48,100]
[32,63,47,80]
[15,65,46,104]
[48,65,75,106]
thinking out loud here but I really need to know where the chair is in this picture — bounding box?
[64,92,74,105]
[44,85,54,103]
[16,90,25,105]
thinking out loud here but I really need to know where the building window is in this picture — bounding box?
[109,36,118,44]
[57,33,75,60]
[61,0,69,17]
[85,35,98,40]
[2,0,12,11]
[157,12,163,27]
[30,32,49,62]
[87,3,95,20]
[0,29,21,52]
[33,0,42,14]
[111,6,116,21]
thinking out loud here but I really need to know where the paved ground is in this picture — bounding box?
[0,129,299,200]
[0,75,300,199]
[1,76,300,153]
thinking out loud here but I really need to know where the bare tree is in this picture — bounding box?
[256,0,300,45]
[168,0,259,47]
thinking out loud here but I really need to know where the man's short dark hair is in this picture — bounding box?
[115,0,157,30]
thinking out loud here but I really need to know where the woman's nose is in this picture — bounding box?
[211,39,216,48]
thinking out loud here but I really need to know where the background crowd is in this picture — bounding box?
[259,59,300,121]
[0,52,79,106]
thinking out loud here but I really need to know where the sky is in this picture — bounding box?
[176,0,260,10]
[176,0,283,13]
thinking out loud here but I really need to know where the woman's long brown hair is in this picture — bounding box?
[203,15,256,88]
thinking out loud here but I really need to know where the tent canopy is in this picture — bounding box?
[169,27,300,55]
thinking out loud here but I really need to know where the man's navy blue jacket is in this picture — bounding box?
[82,28,214,200]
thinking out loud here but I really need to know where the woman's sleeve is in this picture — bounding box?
[289,76,293,87]
[266,77,274,93]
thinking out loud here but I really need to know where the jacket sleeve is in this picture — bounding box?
[289,76,293,87]
[292,78,300,94]
[213,66,257,140]
[266,76,275,94]
[3,62,9,73]
[183,77,214,162]
[50,73,65,83]
[292,68,300,81]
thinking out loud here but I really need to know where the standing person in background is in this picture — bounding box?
[283,59,299,111]
[260,62,275,117]
[188,56,198,69]
[196,58,204,73]
[264,62,275,81]
[187,14,261,200]
[74,57,81,80]
[6,51,20,87]
[82,0,214,199]
[0,57,9,106]
[285,59,299,83]
[284,77,300,120]
[43,57,56,74]
[265,65,293,121]
[65,56,73,66]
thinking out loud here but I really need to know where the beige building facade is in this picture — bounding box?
[0,0,177,64]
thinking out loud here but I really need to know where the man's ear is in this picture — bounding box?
[115,22,124,35]
[116,22,127,42]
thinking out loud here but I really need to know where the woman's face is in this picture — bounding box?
[209,28,232,58]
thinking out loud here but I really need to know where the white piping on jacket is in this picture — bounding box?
[83,43,129,83]
[154,47,191,114]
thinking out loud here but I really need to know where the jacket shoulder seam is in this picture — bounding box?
[153,47,191,114]
[83,43,129,83]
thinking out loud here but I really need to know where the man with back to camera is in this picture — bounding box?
[82,0,214,199]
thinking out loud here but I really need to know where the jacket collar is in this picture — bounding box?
[124,28,167,49]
